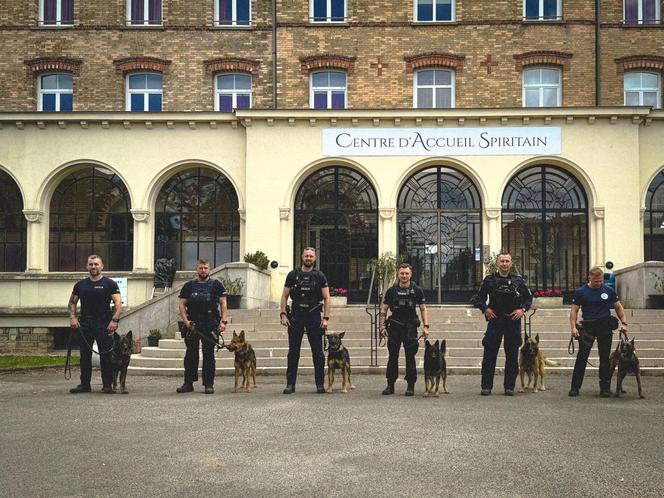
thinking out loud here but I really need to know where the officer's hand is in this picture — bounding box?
[107,320,118,334]
[484,308,497,320]
[510,308,525,321]
[321,318,329,330]
[183,319,192,330]
[422,327,430,337]
[380,327,388,338]
[70,317,80,329]
[280,314,290,327]
[218,322,226,333]
[571,327,579,338]
[619,323,628,333]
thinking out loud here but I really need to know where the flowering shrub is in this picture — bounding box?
[533,289,562,297]
[330,287,349,297]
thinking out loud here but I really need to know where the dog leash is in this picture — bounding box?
[64,328,74,380]
[187,322,229,353]
[75,325,116,355]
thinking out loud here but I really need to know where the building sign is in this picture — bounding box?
[323,127,561,156]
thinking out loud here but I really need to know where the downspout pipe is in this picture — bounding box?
[595,0,601,106]
[272,0,277,109]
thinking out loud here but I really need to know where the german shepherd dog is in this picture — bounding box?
[226,330,257,393]
[518,332,559,393]
[111,330,133,394]
[610,338,645,398]
[326,331,355,393]
[423,339,448,396]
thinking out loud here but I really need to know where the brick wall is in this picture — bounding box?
[0,327,53,354]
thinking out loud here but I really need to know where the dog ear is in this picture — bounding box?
[440,339,446,353]
[240,330,245,339]
[113,331,120,339]
[233,330,238,338]
[339,331,345,339]
[631,338,635,346]
[434,339,439,348]
[425,340,431,348]
[126,330,133,341]
[534,333,539,343]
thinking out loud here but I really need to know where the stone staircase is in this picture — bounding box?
[128,307,664,376]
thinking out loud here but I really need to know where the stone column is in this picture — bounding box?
[379,208,396,256]
[592,206,605,266]
[238,208,246,258]
[484,207,501,258]
[131,209,151,272]
[23,209,45,272]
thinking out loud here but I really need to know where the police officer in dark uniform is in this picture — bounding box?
[68,255,123,394]
[279,247,331,394]
[379,263,429,396]
[569,266,628,397]
[474,251,532,396]
[177,259,228,394]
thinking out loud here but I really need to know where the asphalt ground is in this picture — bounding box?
[1,369,663,498]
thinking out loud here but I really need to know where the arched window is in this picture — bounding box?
[155,167,240,270]
[644,170,664,260]
[398,166,482,303]
[294,167,378,302]
[126,73,163,112]
[49,167,133,271]
[0,171,26,272]
[502,165,588,292]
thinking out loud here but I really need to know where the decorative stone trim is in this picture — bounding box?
[300,55,357,75]
[593,206,605,219]
[113,57,171,75]
[130,209,150,222]
[23,209,44,223]
[513,51,573,71]
[204,58,260,75]
[615,55,664,75]
[238,208,246,222]
[24,57,82,76]
[279,207,291,220]
[404,53,466,74]
[379,208,395,220]
[485,207,501,220]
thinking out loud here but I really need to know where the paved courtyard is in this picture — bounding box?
[1,369,663,497]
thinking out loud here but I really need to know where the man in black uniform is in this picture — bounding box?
[68,255,123,394]
[474,252,532,396]
[379,263,429,396]
[279,247,331,394]
[569,266,628,397]
[177,259,228,394]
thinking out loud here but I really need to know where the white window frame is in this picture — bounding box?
[309,0,347,23]
[125,73,163,112]
[309,71,347,109]
[39,0,74,26]
[214,0,252,27]
[522,0,562,21]
[126,0,163,26]
[522,67,562,107]
[413,68,455,109]
[623,0,661,24]
[623,72,662,108]
[414,0,456,23]
[214,73,253,111]
[38,73,73,112]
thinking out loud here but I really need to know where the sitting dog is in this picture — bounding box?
[518,332,559,393]
[111,330,133,394]
[423,339,448,396]
[610,337,645,399]
[226,330,257,393]
[326,331,355,393]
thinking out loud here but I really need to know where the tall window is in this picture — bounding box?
[49,167,133,271]
[311,0,346,22]
[0,171,26,272]
[415,0,454,22]
[310,71,347,109]
[127,0,162,25]
[524,0,561,21]
[523,67,561,107]
[215,73,252,112]
[216,0,250,26]
[127,73,163,112]
[624,72,661,108]
[624,0,660,24]
[39,74,73,112]
[155,167,240,270]
[414,69,454,108]
[40,0,74,25]
[644,170,664,260]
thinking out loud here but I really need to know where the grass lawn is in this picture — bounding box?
[0,355,80,370]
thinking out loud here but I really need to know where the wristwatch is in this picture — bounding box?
[423,324,430,328]
[323,316,330,320]
[221,320,228,325]
[111,318,119,323]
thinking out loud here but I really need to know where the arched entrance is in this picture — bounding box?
[294,166,378,302]
[397,166,482,303]
[155,167,240,270]
[0,170,26,272]
[644,170,664,260]
[502,165,588,293]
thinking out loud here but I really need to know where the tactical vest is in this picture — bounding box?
[186,280,218,322]
[391,283,417,312]
[490,273,521,314]
[291,270,323,309]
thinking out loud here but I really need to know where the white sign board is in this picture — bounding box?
[111,277,128,307]
[323,127,561,156]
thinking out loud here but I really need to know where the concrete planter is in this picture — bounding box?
[330,296,347,307]
[532,297,564,309]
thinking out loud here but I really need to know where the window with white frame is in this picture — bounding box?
[415,0,455,22]
[624,0,661,24]
[523,67,561,107]
[39,74,73,112]
[523,0,561,21]
[310,71,347,109]
[127,73,163,112]
[40,0,74,26]
[127,0,162,25]
[310,0,346,22]
[215,0,251,26]
[414,69,454,108]
[624,72,661,108]
[216,73,252,112]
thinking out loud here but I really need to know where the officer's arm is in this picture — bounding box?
[111,293,123,320]
[279,287,291,326]
[68,293,79,328]
[219,295,228,331]
[474,278,489,312]
[379,303,389,336]
[321,286,331,323]
[420,304,429,335]
[179,298,190,326]
[570,304,580,337]
[613,300,628,331]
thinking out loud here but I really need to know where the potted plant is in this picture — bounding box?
[329,287,349,307]
[147,328,161,347]
[221,276,244,309]
[243,250,269,270]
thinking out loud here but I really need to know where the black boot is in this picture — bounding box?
[69,384,91,394]
[176,383,194,393]
[283,384,295,394]
[405,383,415,396]
[382,383,395,395]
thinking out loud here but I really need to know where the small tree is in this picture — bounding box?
[371,252,404,301]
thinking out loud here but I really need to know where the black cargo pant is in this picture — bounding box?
[571,319,613,392]
[481,316,522,391]
[286,309,325,388]
[386,319,419,385]
[78,317,114,389]
[183,320,218,387]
